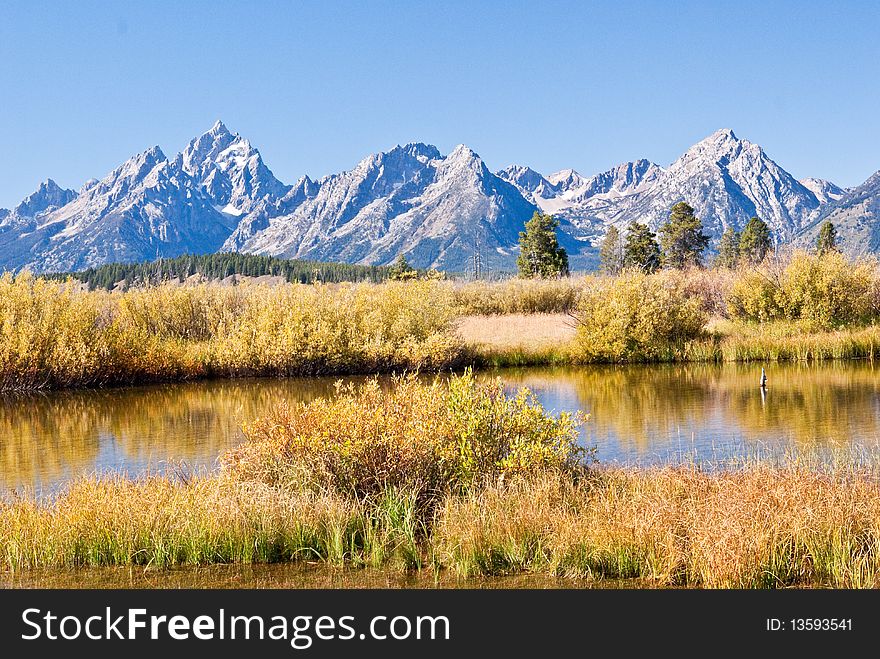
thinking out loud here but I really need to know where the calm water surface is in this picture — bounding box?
[4,362,880,493]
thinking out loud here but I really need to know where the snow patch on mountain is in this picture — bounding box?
[229,142,536,271]
[0,123,863,274]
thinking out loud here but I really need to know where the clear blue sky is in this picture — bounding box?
[1,0,878,208]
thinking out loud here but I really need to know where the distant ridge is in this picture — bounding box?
[2,123,877,273]
[47,252,394,290]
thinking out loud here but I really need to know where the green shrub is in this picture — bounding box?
[570,270,707,362]
[224,371,589,504]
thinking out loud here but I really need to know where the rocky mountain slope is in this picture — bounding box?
[796,171,880,256]
[1,124,873,273]
[499,129,833,255]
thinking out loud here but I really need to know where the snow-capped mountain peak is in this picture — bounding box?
[177,121,288,213]
[12,179,77,218]
[0,125,871,274]
[547,168,586,191]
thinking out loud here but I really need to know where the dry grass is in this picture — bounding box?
[452,278,584,315]
[455,313,576,348]
[3,376,880,588]
[434,466,880,588]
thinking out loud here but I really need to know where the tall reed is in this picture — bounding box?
[4,377,880,587]
[0,274,464,390]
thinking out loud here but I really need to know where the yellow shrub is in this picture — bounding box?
[570,270,707,362]
[224,371,588,503]
[728,251,879,327]
[0,275,465,390]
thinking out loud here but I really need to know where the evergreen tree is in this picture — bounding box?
[738,216,773,265]
[714,227,741,269]
[816,220,838,255]
[658,202,710,269]
[516,212,569,278]
[599,225,624,275]
[623,221,661,273]
[388,254,418,281]
[48,252,398,289]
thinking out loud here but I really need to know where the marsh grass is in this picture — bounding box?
[434,465,880,588]
[6,262,880,392]
[6,464,880,588]
[3,376,880,588]
[0,475,431,571]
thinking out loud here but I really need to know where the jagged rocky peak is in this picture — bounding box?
[580,159,663,197]
[435,144,489,179]
[13,178,77,217]
[181,120,251,168]
[396,142,442,162]
[87,146,169,198]
[176,120,288,210]
[675,128,746,163]
[357,142,440,174]
[178,120,260,178]
[547,168,587,192]
[497,165,558,198]
[800,177,846,204]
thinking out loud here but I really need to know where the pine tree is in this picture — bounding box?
[516,212,569,278]
[388,254,418,281]
[739,216,772,265]
[623,221,661,273]
[714,227,741,269]
[658,202,710,269]
[816,220,838,255]
[599,225,624,275]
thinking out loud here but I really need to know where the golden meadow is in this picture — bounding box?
[4,249,880,391]
[5,251,880,587]
[4,372,880,588]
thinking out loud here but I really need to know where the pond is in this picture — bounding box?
[3,361,880,494]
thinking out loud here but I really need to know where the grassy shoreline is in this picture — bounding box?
[5,264,880,392]
[3,374,880,588]
[5,465,880,588]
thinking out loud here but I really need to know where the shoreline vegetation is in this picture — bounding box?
[3,373,880,589]
[5,249,880,587]
[4,250,880,391]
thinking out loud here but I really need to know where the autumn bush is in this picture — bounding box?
[569,270,708,362]
[728,251,880,328]
[0,274,464,390]
[223,371,588,505]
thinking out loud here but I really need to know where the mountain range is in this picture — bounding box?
[1,122,877,273]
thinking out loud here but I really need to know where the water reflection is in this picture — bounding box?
[0,377,347,493]
[499,362,880,464]
[3,363,880,491]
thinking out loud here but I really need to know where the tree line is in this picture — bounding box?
[49,252,394,290]
[598,203,839,274]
